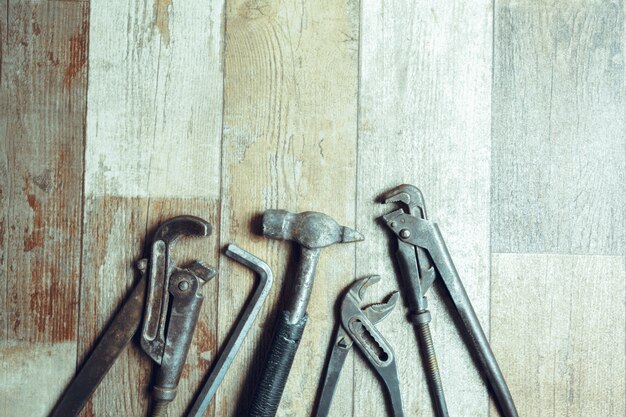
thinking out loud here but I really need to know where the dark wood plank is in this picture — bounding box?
[0,1,88,415]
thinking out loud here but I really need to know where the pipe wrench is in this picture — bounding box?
[315,276,403,417]
[381,184,518,417]
[51,216,214,417]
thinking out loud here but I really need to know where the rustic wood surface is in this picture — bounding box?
[1,1,624,417]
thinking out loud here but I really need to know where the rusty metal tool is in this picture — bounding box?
[315,276,402,417]
[50,215,214,417]
[248,210,364,417]
[381,184,518,417]
[141,217,216,416]
[186,244,273,417]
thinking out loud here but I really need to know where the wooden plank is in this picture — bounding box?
[357,1,493,415]
[0,1,88,415]
[492,0,625,255]
[0,341,76,417]
[490,253,625,416]
[1,0,87,343]
[79,0,225,415]
[0,0,9,344]
[217,0,359,415]
[85,0,224,199]
[78,197,219,417]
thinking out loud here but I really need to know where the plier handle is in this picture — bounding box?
[315,276,404,417]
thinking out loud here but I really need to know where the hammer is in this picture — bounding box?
[249,210,364,417]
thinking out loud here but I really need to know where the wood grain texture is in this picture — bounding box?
[217,0,359,415]
[77,197,219,417]
[2,1,626,416]
[78,0,225,415]
[357,1,493,415]
[492,0,625,255]
[0,1,88,416]
[85,0,224,198]
[1,0,87,343]
[0,341,76,416]
[490,253,626,416]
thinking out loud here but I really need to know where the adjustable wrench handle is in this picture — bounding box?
[248,311,307,417]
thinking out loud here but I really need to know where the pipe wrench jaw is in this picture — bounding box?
[382,184,427,218]
[140,215,213,364]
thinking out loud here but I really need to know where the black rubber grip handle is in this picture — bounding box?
[248,311,307,417]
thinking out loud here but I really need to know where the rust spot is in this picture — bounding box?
[0,220,5,246]
[24,194,44,252]
[64,16,88,87]
[31,10,40,36]
[47,52,59,67]
[154,0,172,45]
[32,169,52,192]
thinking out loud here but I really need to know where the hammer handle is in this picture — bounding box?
[249,311,307,417]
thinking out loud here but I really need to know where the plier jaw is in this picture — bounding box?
[316,276,404,417]
[340,283,396,369]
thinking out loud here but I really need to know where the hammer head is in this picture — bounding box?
[262,210,364,249]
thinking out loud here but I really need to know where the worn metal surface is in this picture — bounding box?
[2,1,624,416]
[50,216,213,417]
[187,244,273,417]
[382,184,447,416]
[261,210,364,324]
[139,216,214,416]
[382,186,518,417]
[248,210,364,415]
[316,276,401,417]
[49,263,148,417]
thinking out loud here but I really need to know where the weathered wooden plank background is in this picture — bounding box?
[1,1,624,416]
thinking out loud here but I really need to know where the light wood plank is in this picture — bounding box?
[492,0,625,255]
[490,253,626,416]
[217,1,359,415]
[0,341,76,417]
[357,1,493,415]
[0,0,9,344]
[81,0,225,415]
[85,0,224,199]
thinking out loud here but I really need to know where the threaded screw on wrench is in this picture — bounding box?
[151,399,169,417]
[414,313,449,417]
